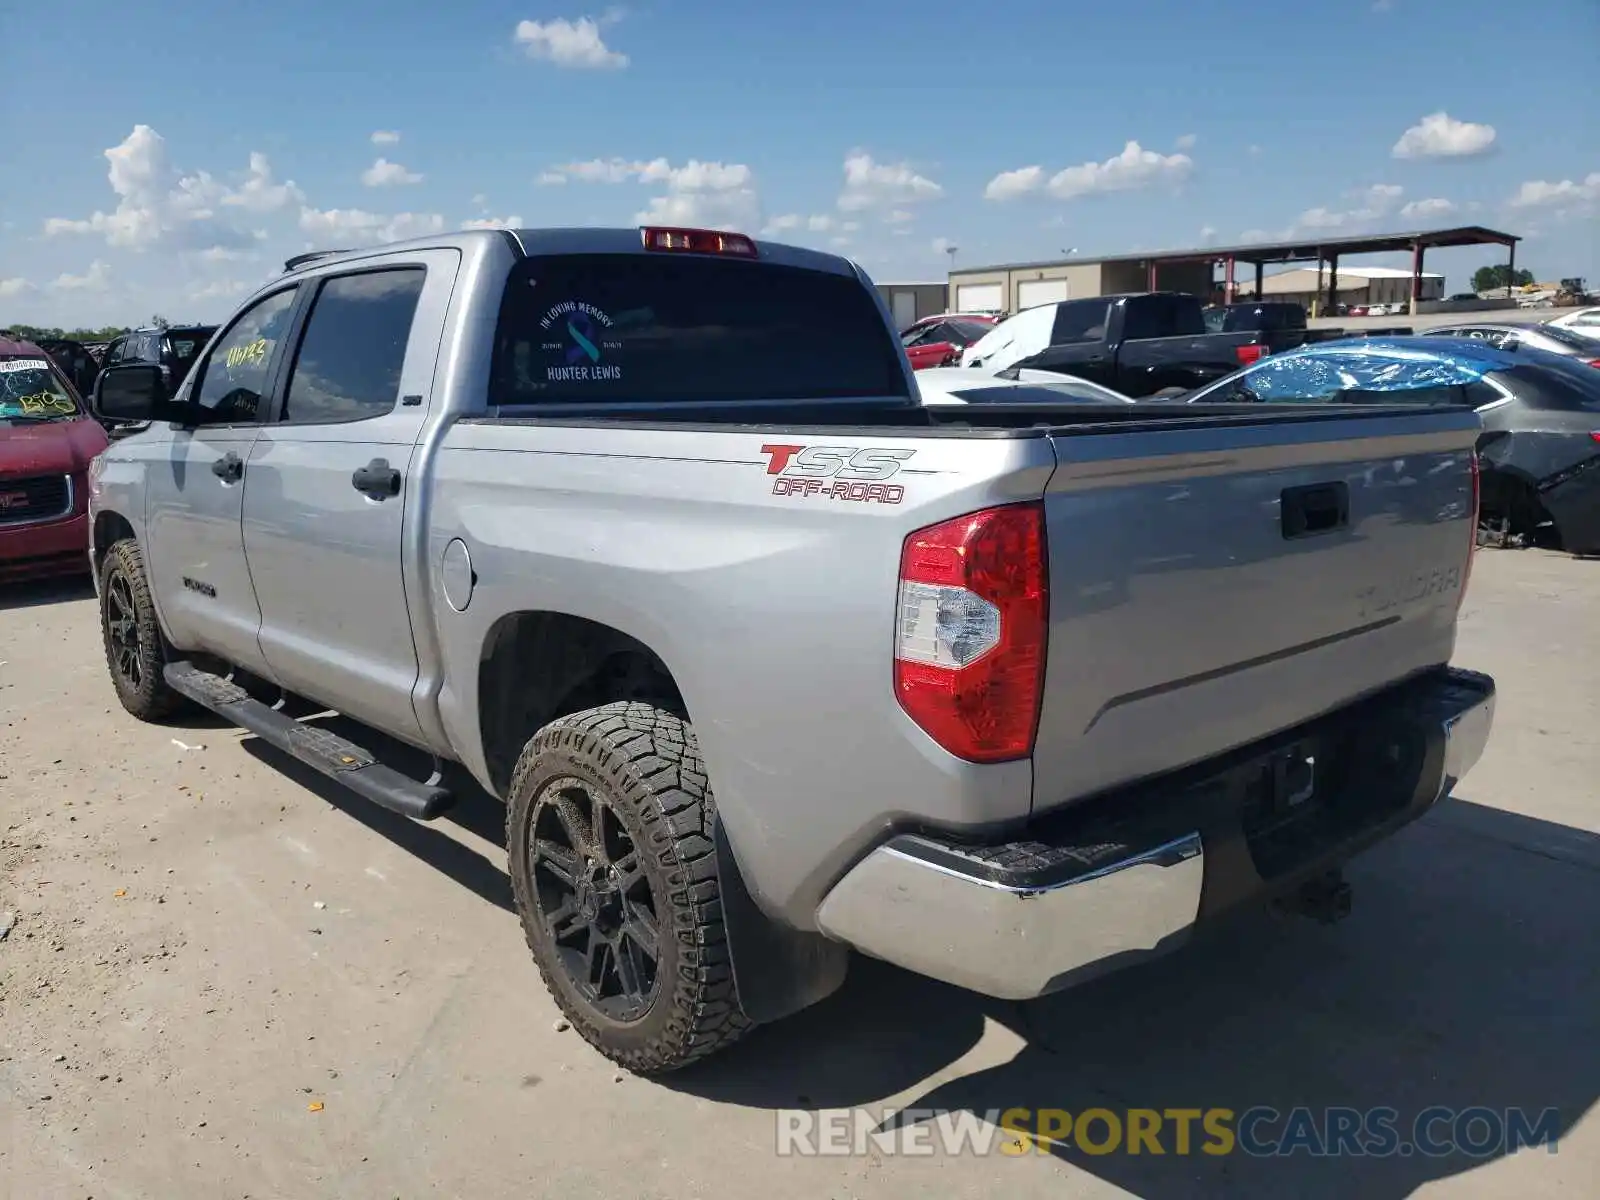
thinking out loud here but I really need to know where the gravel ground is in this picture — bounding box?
[1,549,1596,1199]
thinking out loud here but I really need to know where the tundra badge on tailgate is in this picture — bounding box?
[759,443,913,504]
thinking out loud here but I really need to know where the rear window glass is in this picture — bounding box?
[1495,362,1600,411]
[1049,300,1113,345]
[1530,324,1596,351]
[490,254,907,404]
[1223,350,1476,406]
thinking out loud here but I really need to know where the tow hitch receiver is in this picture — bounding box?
[1272,869,1352,924]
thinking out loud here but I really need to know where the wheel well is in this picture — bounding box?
[476,612,685,796]
[93,511,137,573]
[1479,468,1546,533]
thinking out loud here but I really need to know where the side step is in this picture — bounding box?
[164,661,454,820]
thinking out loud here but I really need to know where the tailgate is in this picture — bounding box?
[1031,407,1479,812]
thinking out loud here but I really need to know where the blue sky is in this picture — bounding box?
[3,0,1596,327]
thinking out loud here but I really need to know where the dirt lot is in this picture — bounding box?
[2,550,1597,1199]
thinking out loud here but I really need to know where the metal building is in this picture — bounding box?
[873,281,950,330]
[1237,266,1445,309]
[947,226,1520,318]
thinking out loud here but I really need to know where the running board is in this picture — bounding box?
[164,661,454,820]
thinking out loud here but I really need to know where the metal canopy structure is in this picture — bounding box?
[966,226,1523,316]
[1151,226,1523,314]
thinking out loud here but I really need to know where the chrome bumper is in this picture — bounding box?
[817,667,1495,1002]
[817,833,1204,1000]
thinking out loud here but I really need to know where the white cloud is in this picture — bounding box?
[1199,225,1217,243]
[1399,197,1456,220]
[0,276,35,298]
[1283,183,1405,236]
[885,209,914,225]
[931,237,956,256]
[51,260,112,292]
[1507,172,1600,209]
[1248,144,1263,157]
[837,152,942,213]
[1175,133,1198,151]
[1047,141,1193,200]
[1391,112,1496,159]
[224,152,305,213]
[513,15,628,69]
[537,155,760,231]
[461,215,523,229]
[829,236,851,248]
[189,279,248,301]
[371,130,401,145]
[298,207,446,246]
[471,192,488,208]
[362,157,424,187]
[762,213,859,238]
[198,246,256,263]
[42,125,295,255]
[983,165,1043,202]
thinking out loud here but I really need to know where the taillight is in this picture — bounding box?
[1590,431,1600,443]
[640,226,758,257]
[1236,344,1267,366]
[894,503,1048,762]
[1584,359,1600,369]
[1459,451,1480,611]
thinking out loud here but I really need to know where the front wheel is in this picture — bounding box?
[506,701,751,1073]
[98,539,185,722]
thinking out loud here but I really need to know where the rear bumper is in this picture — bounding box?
[816,667,1495,1001]
[1540,455,1600,554]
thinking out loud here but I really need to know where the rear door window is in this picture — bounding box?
[491,254,907,404]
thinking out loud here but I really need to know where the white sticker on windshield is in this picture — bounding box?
[0,358,51,373]
[537,301,624,382]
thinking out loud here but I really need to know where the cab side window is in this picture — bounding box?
[278,269,426,424]
[191,288,299,426]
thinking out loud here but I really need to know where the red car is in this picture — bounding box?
[1,336,109,584]
[900,314,997,371]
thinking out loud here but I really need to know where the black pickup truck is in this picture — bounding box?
[962,292,1316,397]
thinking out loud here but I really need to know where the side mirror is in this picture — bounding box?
[93,363,183,424]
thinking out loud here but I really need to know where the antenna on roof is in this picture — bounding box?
[283,250,350,273]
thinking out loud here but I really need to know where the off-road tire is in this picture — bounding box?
[98,538,185,722]
[506,701,751,1074]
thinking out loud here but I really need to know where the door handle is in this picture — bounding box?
[1281,482,1350,539]
[351,458,402,500]
[211,452,244,483]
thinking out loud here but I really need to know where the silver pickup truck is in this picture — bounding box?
[85,227,1495,1074]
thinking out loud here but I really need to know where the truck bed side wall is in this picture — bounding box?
[424,421,1053,927]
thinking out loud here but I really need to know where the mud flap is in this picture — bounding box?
[714,822,850,1024]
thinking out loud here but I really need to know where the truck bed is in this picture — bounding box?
[450,400,1479,917]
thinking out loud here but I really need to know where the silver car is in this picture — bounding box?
[1425,322,1600,362]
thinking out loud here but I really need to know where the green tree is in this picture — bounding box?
[1,322,132,343]
[1471,265,1536,293]
[148,313,171,330]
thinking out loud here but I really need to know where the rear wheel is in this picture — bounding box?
[98,539,185,722]
[506,701,750,1074]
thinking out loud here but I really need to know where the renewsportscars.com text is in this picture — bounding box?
[775,1106,1561,1158]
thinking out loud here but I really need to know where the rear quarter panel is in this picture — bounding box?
[426,420,1054,926]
